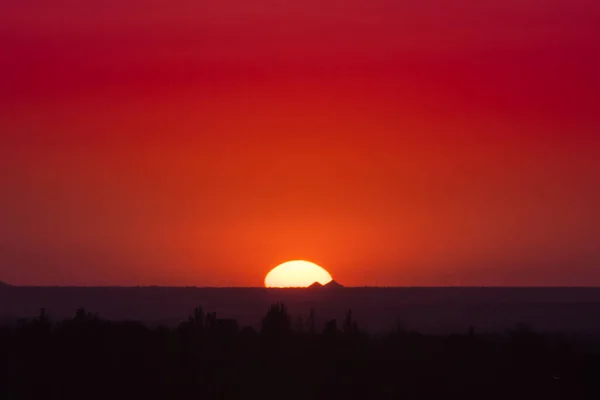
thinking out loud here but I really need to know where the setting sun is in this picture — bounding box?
[265,260,333,288]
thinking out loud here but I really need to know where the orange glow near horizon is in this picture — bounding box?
[265,261,333,288]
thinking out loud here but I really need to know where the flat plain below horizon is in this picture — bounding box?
[2,286,600,334]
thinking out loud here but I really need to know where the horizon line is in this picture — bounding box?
[3,285,600,289]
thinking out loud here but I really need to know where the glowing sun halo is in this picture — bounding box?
[265,260,333,288]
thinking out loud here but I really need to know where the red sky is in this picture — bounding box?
[1,0,599,286]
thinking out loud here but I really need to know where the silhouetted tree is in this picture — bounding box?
[342,310,359,337]
[394,316,407,336]
[294,314,304,334]
[323,319,338,337]
[307,307,316,335]
[191,306,205,327]
[261,303,292,343]
[31,308,52,336]
[74,308,99,322]
[178,306,206,334]
[206,312,218,331]
[468,325,476,339]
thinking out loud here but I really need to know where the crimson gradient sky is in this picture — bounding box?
[1,0,599,286]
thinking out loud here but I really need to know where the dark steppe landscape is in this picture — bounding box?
[3,286,600,333]
[2,285,600,399]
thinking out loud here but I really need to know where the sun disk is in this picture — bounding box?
[265,260,333,288]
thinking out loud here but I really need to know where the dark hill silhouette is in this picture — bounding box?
[308,282,324,289]
[0,281,9,287]
[324,280,344,288]
[307,280,344,290]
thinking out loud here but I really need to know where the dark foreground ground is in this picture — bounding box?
[1,304,600,400]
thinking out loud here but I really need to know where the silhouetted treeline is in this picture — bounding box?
[1,304,599,399]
